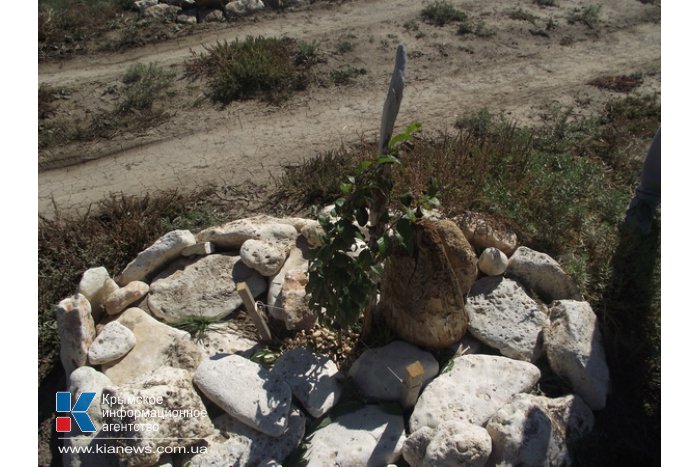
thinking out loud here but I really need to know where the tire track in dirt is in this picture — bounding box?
[38,0,660,216]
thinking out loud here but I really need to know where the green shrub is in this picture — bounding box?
[296,39,320,66]
[119,62,175,113]
[421,1,467,26]
[186,37,309,104]
[336,40,354,54]
[457,19,495,37]
[330,67,367,86]
[567,5,602,28]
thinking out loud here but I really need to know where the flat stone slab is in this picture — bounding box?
[102,308,190,385]
[466,277,548,361]
[118,229,196,285]
[544,300,610,410]
[188,408,305,466]
[304,405,406,467]
[349,340,439,402]
[271,348,342,418]
[410,355,541,431]
[148,253,266,323]
[193,323,259,358]
[194,354,292,437]
[486,394,594,467]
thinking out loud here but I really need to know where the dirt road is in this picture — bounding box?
[38,0,660,216]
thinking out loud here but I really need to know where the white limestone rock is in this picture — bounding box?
[148,253,266,323]
[143,3,181,21]
[104,281,149,316]
[271,348,342,418]
[102,308,191,385]
[304,405,406,467]
[193,323,259,358]
[102,366,214,467]
[423,421,492,467]
[88,321,136,365]
[267,247,308,318]
[486,394,595,467]
[349,340,439,402]
[56,294,96,379]
[188,408,305,466]
[299,220,323,247]
[240,239,288,276]
[181,242,214,257]
[135,0,159,15]
[452,211,518,255]
[402,426,435,467]
[68,366,113,428]
[410,355,540,431]
[201,8,225,22]
[225,0,265,18]
[506,246,581,303]
[466,277,548,362]
[176,12,197,24]
[478,247,508,276]
[197,218,298,249]
[544,300,610,410]
[194,354,292,437]
[118,230,196,285]
[279,270,315,330]
[78,267,111,320]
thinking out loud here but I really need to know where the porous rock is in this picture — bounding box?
[102,366,214,467]
[196,218,298,249]
[148,253,266,323]
[267,247,308,319]
[193,323,259,358]
[434,219,479,294]
[544,300,609,410]
[56,294,96,379]
[478,247,508,276]
[304,405,406,467]
[452,211,518,255]
[104,281,149,316]
[349,340,439,402]
[402,426,435,467]
[240,239,288,276]
[279,271,315,330]
[194,354,292,437]
[466,277,548,361]
[423,421,492,467]
[143,3,181,21]
[118,230,196,285]
[271,348,342,418]
[188,408,305,466]
[506,246,581,303]
[410,355,540,431]
[486,394,595,467]
[102,308,191,385]
[88,321,136,365]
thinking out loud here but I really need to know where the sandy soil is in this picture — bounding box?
[38,0,660,217]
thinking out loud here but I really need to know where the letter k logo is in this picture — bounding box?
[56,392,97,433]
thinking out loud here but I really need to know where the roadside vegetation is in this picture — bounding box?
[421,1,467,26]
[186,37,314,104]
[39,62,176,150]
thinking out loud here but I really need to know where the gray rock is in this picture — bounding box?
[194,354,292,437]
[225,0,265,18]
[193,323,259,358]
[279,271,315,330]
[197,218,298,249]
[452,211,518,256]
[102,366,214,467]
[271,348,342,418]
[304,405,406,467]
[240,239,288,276]
[410,355,540,431]
[506,246,581,303]
[402,426,435,467]
[118,230,196,285]
[544,300,609,410]
[201,8,225,22]
[267,247,308,318]
[134,0,159,15]
[478,247,508,276]
[88,321,136,365]
[102,308,190,385]
[349,340,439,402]
[148,254,266,323]
[56,294,96,379]
[188,408,305,466]
[486,394,595,467]
[104,281,149,316]
[181,242,214,257]
[143,3,181,21]
[67,366,113,428]
[94,279,120,322]
[423,421,492,467]
[176,12,198,24]
[466,277,548,362]
[299,220,323,247]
